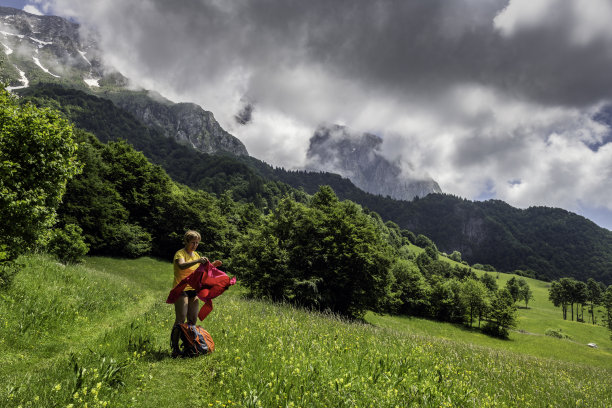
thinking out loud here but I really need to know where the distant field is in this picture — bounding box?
[0,254,610,407]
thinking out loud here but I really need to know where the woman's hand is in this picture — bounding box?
[212,260,222,267]
[200,256,209,264]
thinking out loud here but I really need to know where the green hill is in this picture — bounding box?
[15,83,612,285]
[1,254,610,407]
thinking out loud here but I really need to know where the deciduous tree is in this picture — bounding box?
[586,278,603,325]
[0,87,81,263]
[460,278,488,327]
[484,288,518,339]
[603,285,612,339]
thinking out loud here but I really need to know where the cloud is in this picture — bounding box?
[23,5,44,15]
[39,0,612,229]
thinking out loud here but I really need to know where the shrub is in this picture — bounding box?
[47,224,89,264]
[0,88,81,261]
[449,250,462,262]
[401,229,416,244]
[0,259,19,290]
[482,321,509,338]
[545,328,571,340]
[473,263,496,272]
[415,234,434,248]
[106,224,152,258]
[424,244,439,260]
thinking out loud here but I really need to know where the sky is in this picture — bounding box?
[6,1,612,230]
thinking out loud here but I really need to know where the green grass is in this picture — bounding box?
[0,254,611,407]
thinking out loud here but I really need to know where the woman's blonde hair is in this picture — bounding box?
[184,230,201,243]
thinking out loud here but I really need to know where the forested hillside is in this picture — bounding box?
[16,83,612,285]
[4,84,612,342]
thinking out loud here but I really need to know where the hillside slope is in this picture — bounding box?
[0,255,610,407]
[16,83,612,285]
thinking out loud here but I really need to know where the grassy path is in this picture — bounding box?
[1,254,611,407]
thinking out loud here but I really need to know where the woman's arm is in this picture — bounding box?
[175,256,209,270]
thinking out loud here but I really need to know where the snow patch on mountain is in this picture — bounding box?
[32,56,60,78]
[1,41,12,54]
[78,50,92,66]
[6,65,29,91]
[0,30,24,39]
[29,36,52,47]
[84,77,99,87]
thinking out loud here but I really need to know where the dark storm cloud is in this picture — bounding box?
[45,0,612,107]
[41,0,612,229]
[145,0,612,107]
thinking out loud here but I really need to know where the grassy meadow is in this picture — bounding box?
[0,254,611,407]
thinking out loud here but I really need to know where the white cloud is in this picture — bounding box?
[23,5,44,15]
[494,0,612,46]
[38,0,612,229]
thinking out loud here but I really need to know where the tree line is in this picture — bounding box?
[548,277,612,327]
[1,86,529,338]
[14,84,612,287]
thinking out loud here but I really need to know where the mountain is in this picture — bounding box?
[0,6,102,89]
[103,90,248,156]
[306,124,442,200]
[0,6,247,157]
[19,83,612,284]
[3,7,612,285]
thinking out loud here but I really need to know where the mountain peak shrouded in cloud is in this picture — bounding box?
[306,125,442,201]
[25,0,612,229]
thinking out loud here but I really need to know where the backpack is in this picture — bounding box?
[170,323,215,357]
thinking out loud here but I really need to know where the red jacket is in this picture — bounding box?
[166,261,237,320]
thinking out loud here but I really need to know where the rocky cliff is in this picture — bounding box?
[306,125,442,200]
[0,6,247,157]
[105,91,248,156]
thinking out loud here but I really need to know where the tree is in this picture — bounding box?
[505,277,521,303]
[0,87,81,263]
[391,259,430,316]
[233,186,395,319]
[573,280,588,322]
[603,286,612,340]
[559,278,578,321]
[549,280,568,320]
[415,234,435,249]
[460,278,488,327]
[480,272,498,293]
[400,229,416,245]
[428,277,465,323]
[517,278,534,308]
[424,244,439,261]
[449,250,462,262]
[484,288,518,339]
[586,278,603,325]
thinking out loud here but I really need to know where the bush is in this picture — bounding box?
[473,263,496,272]
[233,187,395,319]
[401,230,416,244]
[415,234,434,248]
[424,244,439,261]
[0,259,19,290]
[482,321,509,339]
[545,328,571,340]
[0,87,81,261]
[514,269,536,279]
[47,224,89,264]
[106,224,152,258]
[449,251,462,262]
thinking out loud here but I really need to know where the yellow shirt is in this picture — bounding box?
[173,248,200,290]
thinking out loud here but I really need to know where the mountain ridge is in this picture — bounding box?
[3,8,612,284]
[0,6,248,157]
